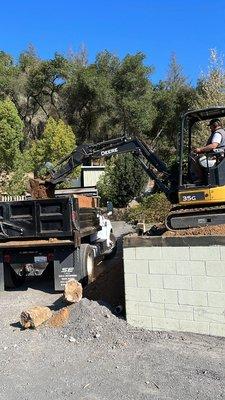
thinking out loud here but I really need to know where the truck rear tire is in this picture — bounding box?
[4,264,25,289]
[80,244,95,285]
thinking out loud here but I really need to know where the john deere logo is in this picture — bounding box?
[101,148,118,156]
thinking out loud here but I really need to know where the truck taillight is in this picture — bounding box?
[71,210,78,224]
[47,253,54,262]
[4,254,12,263]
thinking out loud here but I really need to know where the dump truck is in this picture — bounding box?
[0,192,116,291]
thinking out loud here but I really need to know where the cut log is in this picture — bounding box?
[64,278,83,304]
[48,307,70,327]
[20,306,53,329]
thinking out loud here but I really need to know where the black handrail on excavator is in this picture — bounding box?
[48,136,177,201]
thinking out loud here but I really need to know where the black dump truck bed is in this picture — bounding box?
[0,195,115,292]
[0,196,100,240]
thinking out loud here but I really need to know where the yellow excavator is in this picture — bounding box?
[44,106,225,230]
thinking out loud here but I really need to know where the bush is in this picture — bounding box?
[124,193,171,224]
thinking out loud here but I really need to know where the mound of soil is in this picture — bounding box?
[29,178,55,199]
[163,224,225,237]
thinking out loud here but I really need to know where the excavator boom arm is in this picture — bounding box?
[49,136,174,197]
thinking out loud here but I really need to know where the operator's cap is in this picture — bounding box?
[208,118,221,126]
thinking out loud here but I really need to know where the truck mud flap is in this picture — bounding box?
[54,247,81,291]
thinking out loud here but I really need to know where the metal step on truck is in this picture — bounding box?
[0,192,116,291]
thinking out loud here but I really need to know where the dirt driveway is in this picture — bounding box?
[0,222,225,400]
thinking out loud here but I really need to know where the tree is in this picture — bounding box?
[113,52,156,136]
[194,49,225,145]
[0,99,24,171]
[97,154,148,207]
[152,53,194,163]
[64,51,156,143]
[29,117,78,177]
[64,52,118,143]
[0,51,18,100]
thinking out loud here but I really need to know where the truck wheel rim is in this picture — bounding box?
[87,253,94,280]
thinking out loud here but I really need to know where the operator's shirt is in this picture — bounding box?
[211,131,223,144]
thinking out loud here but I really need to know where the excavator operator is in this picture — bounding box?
[191,118,225,183]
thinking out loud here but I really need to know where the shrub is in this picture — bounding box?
[124,193,171,224]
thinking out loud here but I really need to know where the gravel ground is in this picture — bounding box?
[0,222,225,400]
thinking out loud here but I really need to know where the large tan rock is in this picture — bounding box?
[63,279,83,304]
[20,306,53,329]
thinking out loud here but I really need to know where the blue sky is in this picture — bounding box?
[1,0,225,85]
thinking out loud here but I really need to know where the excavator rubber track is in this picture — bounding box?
[166,204,225,230]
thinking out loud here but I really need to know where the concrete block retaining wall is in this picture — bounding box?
[123,235,225,337]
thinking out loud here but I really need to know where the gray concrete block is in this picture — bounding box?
[149,260,176,275]
[176,260,205,276]
[123,247,136,259]
[190,246,220,261]
[178,290,207,307]
[209,323,225,337]
[139,302,165,318]
[194,306,225,323]
[124,259,148,274]
[207,292,225,308]
[125,300,139,315]
[125,287,150,302]
[137,274,163,288]
[206,261,225,276]
[151,289,178,304]
[179,320,209,335]
[124,273,137,288]
[163,275,192,290]
[192,276,223,292]
[161,246,189,260]
[152,317,180,331]
[165,304,194,320]
[136,246,162,260]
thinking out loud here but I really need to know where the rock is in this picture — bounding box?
[127,199,139,208]
[68,336,76,343]
[63,279,83,304]
[20,306,52,329]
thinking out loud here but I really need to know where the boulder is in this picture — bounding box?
[63,279,83,304]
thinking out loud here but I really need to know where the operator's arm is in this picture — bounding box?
[194,142,219,154]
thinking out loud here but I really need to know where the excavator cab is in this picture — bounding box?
[178,106,225,206]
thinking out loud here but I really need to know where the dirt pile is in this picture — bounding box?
[163,224,225,237]
[52,298,143,345]
[28,178,55,199]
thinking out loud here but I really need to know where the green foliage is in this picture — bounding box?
[0,99,24,171]
[0,51,19,99]
[113,52,156,135]
[64,51,156,142]
[97,154,148,207]
[152,54,195,163]
[194,49,225,145]
[124,193,171,224]
[29,117,78,178]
